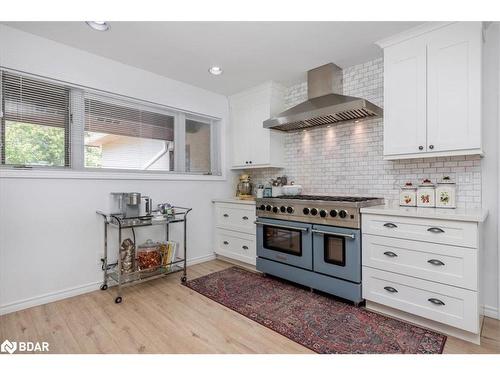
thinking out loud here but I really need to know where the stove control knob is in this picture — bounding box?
[259,204,266,211]
[330,209,338,218]
[287,206,294,214]
[266,205,272,211]
[319,209,327,218]
[310,208,318,216]
[272,206,279,213]
[303,207,310,215]
[339,210,348,219]
[280,206,286,213]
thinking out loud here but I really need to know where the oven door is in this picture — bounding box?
[312,224,360,283]
[256,218,313,270]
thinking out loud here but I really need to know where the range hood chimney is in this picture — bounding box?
[263,63,383,132]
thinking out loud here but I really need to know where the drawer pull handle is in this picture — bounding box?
[242,216,249,220]
[383,251,398,258]
[428,298,446,306]
[427,259,445,266]
[242,245,249,250]
[427,227,445,233]
[223,214,229,218]
[383,223,398,229]
[223,241,229,245]
[384,286,398,293]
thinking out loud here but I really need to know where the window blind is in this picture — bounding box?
[2,71,70,129]
[1,70,70,166]
[84,94,174,141]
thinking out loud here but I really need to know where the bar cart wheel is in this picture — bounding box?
[181,276,187,283]
[115,296,122,304]
[100,284,108,291]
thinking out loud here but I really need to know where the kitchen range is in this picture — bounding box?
[255,195,383,305]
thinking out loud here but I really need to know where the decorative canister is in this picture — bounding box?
[399,182,417,207]
[417,179,436,208]
[435,176,456,208]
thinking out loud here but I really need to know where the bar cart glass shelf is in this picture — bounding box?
[96,206,192,304]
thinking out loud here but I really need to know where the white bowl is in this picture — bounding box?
[282,185,303,196]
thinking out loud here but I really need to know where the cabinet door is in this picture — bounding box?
[383,38,427,156]
[427,22,482,153]
[248,99,271,166]
[230,101,250,167]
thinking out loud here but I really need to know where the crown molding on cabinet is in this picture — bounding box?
[376,22,455,49]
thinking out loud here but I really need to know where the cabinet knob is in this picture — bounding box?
[223,241,229,245]
[242,216,249,220]
[249,161,252,164]
[223,213,229,218]
[418,145,424,150]
[242,245,249,250]
[429,144,434,150]
[245,161,248,164]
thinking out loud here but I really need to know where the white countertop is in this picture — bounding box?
[212,198,256,205]
[360,204,488,223]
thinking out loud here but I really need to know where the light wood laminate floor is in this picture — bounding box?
[1,259,499,354]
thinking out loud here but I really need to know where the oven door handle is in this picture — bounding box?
[254,221,309,232]
[311,229,355,239]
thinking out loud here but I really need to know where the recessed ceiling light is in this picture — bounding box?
[208,66,223,76]
[85,21,110,32]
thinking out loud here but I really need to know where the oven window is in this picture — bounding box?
[324,235,346,266]
[263,225,302,256]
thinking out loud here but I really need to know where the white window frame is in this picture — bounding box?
[0,68,224,181]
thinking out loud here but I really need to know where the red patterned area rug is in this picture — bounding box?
[187,266,447,354]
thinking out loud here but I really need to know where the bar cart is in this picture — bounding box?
[96,206,192,303]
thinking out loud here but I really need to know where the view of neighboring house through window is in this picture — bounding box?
[84,95,175,171]
[1,71,70,167]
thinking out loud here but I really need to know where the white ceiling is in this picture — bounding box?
[4,21,422,95]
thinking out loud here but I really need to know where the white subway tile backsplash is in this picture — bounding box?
[242,58,481,209]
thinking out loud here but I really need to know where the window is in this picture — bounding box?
[84,95,175,171]
[185,119,211,173]
[0,69,221,176]
[1,71,70,167]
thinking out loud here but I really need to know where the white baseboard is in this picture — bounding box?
[0,281,101,316]
[482,304,499,319]
[0,253,217,316]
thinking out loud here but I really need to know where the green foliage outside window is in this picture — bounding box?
[4,121,65,166]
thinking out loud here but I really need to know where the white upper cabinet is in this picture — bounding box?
[378,22,483,159]
[229,82,286,169]
[384,38,427,155]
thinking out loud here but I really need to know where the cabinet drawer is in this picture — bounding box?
[215,228,256,265]
[362,267,479,333]
[362,234,477,290]
[215,203,256,233]
[362,214,477,248]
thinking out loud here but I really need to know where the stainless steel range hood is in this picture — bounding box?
[263,63,383,132]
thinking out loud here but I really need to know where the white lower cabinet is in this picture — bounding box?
[361,211,482,341]
[213,200,256,265]
[363,267,478,333]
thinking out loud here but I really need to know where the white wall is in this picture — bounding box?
[0,25,232,314]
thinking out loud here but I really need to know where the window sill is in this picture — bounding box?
[0,169,226,181]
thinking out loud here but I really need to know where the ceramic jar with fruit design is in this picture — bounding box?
[435,176,456,208]
[399,182,417,207]
[417,179,435,208]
